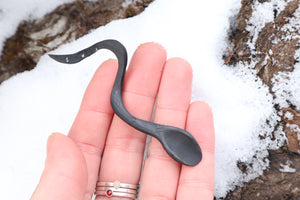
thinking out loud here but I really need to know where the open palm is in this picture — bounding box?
[31,42,215,200]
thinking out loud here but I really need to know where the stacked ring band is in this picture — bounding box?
[95,180,138,199]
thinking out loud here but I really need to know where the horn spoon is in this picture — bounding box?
[49,39,202,166]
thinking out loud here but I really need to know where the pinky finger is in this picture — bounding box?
[176,101,215,200]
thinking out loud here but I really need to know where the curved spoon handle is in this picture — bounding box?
[49,39,202,166]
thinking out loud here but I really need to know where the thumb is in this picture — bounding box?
[31,133,88,200]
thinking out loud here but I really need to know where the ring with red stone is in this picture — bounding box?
[96,187,137,195]
[95,180,138,199]
[95,190,137,199]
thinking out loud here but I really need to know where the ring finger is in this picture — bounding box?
[138,58,193,200]
[96,42,167,199]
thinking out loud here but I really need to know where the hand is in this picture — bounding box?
[31,42,215,200]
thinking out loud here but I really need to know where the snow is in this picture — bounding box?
[122,0,138,8]
[272,65,300,110]
[284,111,294,121]
[281,5,300,41]
[0,0,294,199]
[279,160,297,173]
[246,0,289,50]
[271,12,300,109]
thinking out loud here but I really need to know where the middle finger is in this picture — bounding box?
[97,42,167,198]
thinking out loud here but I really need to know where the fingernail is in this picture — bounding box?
[47,133,56,154]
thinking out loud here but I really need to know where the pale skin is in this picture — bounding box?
[31,42,215,200]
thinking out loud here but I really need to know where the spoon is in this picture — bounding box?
[49,39,202,166]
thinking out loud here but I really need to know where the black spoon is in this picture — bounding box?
[49,39,202,166]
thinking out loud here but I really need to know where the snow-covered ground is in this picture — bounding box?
[1,0,297,199]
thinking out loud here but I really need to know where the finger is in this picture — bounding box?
[31,133,87,200]
[68,60,118,197]
[139,58,193,200]
[177,102,215,200]
[96,43,167,198]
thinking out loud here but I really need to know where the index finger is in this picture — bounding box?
[68,59,118,197]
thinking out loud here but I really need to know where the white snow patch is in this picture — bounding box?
[279,160,297,173]
[246,0,289,50]
[281,5,300,41]
[286,124,300,134]
[122,0,141,8]
[272,64,300,110]
[270,5,300,110]
[284,111,294,121]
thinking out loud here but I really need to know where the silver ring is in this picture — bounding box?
[95,190,137,199]
[95,180,138,199]
[96,180,138,190]
[96,186,137,194]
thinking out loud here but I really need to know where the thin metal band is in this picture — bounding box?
[96,186,137,194]
[96,181,138,190]
[95,190,136,199]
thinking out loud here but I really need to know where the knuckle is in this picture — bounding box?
[179,179,214,192]
[76,141,102,156]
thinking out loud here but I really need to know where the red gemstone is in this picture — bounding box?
[106,189,113,197]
